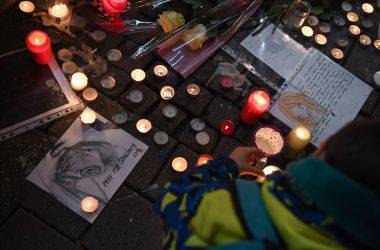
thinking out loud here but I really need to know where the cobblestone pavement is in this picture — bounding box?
[1,1,379,249]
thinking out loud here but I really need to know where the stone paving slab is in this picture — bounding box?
[81,186,162,250]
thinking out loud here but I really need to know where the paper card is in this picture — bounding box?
[27,108,148,223]
[240,23,308,80]
[269,50,373,146]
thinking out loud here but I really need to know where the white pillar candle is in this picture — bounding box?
[172,157,188,172]
[81,197,99,213]
[80,109,97,124]
[136,119,152,133]
[71,72,88,91]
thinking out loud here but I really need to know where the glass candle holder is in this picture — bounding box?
[253,126,285,157]
[282,0,311,30]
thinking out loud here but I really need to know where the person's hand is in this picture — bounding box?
[229,147,266,177]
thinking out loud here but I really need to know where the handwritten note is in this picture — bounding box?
[240,24,308,80]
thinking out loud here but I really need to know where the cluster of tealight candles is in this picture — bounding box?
[298,2,379,61]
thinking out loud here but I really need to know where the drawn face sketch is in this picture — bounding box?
[278,92,327,128]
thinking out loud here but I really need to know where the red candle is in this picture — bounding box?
[220,120,235,135]
[26,30,52,65]
[102,0,127,14]
[240,90,270,125]
[196,154,214,167]
[219,76,234,90]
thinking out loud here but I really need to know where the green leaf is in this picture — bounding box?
[311,5,324,16]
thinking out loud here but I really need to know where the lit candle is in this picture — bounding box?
[348,25,361,36]
[162,104,178,119]
[81,197,99,213]
[26,30,52,65]
[263,165,281,176]
[48,3,69,19]
[190,118,205,132]
[19,1,35,13]
[102,0,128,14]
[301,26,314,39]
[131,69,146,83]
[136,119,152,133]
[160,86,175,100]
[218,75,234,90]
[154,131,169,146]
[186,84,200,98]
[283,125,312,159]
[100,75,116,89]
[153,65,168,79]
[127,89,144,105]
[80,109,97,125]
[318,22,331,35]
[240,90,270,125]
[196,131,210,146]
[70,72,88,91]
[314,34,327,46]
[331,48,344,60]
[196,154,213,167]
[172,157,188,172]
[253,126,285,156]
[362,3,374,15]
[374,40,380,52]
[359,35,371,47]
[107,49,122,62]
[220,120,235,135]
[346,12,359,23]
[82,87,98,102]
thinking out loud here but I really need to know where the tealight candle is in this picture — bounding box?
[333,16,346,28]
[253,126,285,156]
[336,37,349,49]
[331,48,344,60]
[62,61,77,74]
[70,72,88,91]
[90,30,106,42]
[318,22,331,35]
[154,131,169,146]
[218,75,234,90]
[196,131,210,146]
[153,65,168,79]
[263,165,281,176]
[374,40,380,52]
[112,110,128,125]
[314,34,327,46]
[162,104,178,119]
[301,26,314,39]
[82,87,98,102]
[102,0,128,14]
[136,119,152,133]
[283,125,312,159]
[107,49,122,62]
[58,48,73,62]
[19,1,35,13]
[81,197,99,213]
[127,89,144,105]
[305,15,319,28]
[362,3,374,15]
[48,3,69,19]
[160,86,175,100]
[196,154,213,167]
[359,35,371,47]
[373,71,380,89]
[131,69,146,83]
[220,120,235,135]
[346,12,359,23]
[362,18,374,29]
[341,2,353,12]
[186,84,200,98]
[172,157,188,172]
[100,75,116,89]
[80,109,97,125]
[348,25,361,36]
[240,90,270,125]
[26,30,52,65]
[190,118,205,132]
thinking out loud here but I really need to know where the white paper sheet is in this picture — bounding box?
[240,24,308,80]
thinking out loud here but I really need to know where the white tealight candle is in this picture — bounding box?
[90,30,106,42]
[107,49,122,62]
[331,48,344,60]
[162,104,178,119]
[190,118,205,132]
[186,84,201,98]
[136,119,152,133]
[19,1,35,13]
[153,65,168,79]
[263,165,282,176]
[127,89,144,105]
[160,86,175,100]
[196,131,210,146]
[359,35,371,47]
[314,34,327,46]
[48,3,69,19]
[100,75,116,89]
[348,25,361,36]
[71,72,88,91]
[131,69,146,83]
[374,40,380,51]
[82,88,98,102]
[58,48,73,62]
[172,157,188,172]
[62,61,77,74]
[154,131,169,145]
[362,3,374,14]
[81,197,99,213]
[373,71,380,89]
[346,12,359,23]
[80,109,97,125]
[301,26,314,39]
